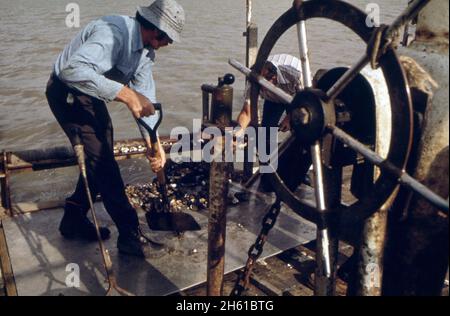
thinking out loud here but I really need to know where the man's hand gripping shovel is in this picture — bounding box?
[137,104,201,233]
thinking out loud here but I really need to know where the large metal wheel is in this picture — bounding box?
[229,0,447,296]
[249,0,413,226]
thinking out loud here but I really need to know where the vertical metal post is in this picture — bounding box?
[353,193,397,296]
[0,152,12,216]
[296,20,313,87]
[206,78,233,296]
[245,28,258,70]
[318,151,342,297]
[207,150,231,296]
[243,0,258,181]
[312,142,339,296]
[244,0,257,69]
[352,141,395,296]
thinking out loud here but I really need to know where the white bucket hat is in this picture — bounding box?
[137,0,185,43]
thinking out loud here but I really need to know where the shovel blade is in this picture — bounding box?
[146,211,201,232]
[171,212,202,232]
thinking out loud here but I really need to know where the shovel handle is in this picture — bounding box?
[150,139,171,209]
[137,103,162,144]
[152,139,167,185]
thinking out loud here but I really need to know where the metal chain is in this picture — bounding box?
[230,198,282,296]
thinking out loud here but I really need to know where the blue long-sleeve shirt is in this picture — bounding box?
[53,15,159,138]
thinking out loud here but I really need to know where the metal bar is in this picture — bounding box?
[297,20,313,88]
[0,152,7,213]
[329,125,449,212]
[245,24,258,69]
[207,140,231,296]
[206,83,234,295]
[5,136,181,173]
[74,144,113,283]
[246,0,252,29]
[400,174,449,213]
[353,192,397,296]
[0,152,11,215]
[0,219,17,296]
[243,20,258,181]
[385,0,431,43]
[73,141,133,296]
[319,142,342,297]
[311,143,332,283]
[229,59,293,104]
[325,55,370,101]
[326,0,431,101]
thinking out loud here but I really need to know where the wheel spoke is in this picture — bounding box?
[325,55,370,101]
[311,142,332,278]
[296,20,313,88]
[329,125,449,212]
[229,59,293,104]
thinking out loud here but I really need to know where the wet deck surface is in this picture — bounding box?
[3,184,316,296]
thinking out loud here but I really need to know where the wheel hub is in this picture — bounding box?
[289,88,336,144]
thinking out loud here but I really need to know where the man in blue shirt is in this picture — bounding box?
[45,0,185,258]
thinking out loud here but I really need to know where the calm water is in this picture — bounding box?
[0,0,407,201]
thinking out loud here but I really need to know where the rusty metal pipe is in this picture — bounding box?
[206,76,234,296]
[5,136,180,173]
[206,149,231,296]
[353,192,398,296]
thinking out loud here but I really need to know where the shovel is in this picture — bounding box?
[137,104,201,232]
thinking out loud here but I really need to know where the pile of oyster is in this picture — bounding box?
[126,161,210,213]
